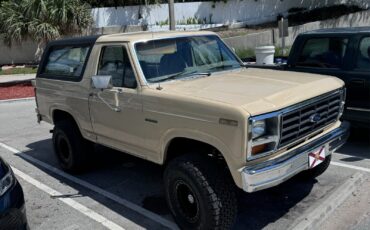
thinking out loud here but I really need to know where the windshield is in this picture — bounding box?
[134,35,241,83]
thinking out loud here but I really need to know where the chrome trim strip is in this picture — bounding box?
[252,135,279,146]
[346,107,370,112]
[144,109,217,123]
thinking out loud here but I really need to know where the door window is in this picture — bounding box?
[97,46,137,89]
[355,37,370,70]
[296,37,348,68]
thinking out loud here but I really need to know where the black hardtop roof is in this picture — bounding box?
[46,35,101,46]
[301,27,370,35]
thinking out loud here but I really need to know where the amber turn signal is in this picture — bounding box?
[251,144,268,155]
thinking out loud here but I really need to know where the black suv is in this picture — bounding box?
[286,27,370,127]
[254,27,370,127]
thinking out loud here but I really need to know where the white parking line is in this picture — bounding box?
[11,167,125,230]
[331,161,370,173]
[334,152,369,161]
[0,142,178,230]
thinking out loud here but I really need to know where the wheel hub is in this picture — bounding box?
[187,194,195,204]
[175,181,199,222]
[57,137,71,162]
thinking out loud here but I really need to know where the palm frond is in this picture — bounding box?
[0,0,92,46]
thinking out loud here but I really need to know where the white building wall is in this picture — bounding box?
[91,0,370,28]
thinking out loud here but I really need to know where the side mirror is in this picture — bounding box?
[91,75,113,90]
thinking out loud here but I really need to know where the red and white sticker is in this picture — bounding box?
[308,146,326,169]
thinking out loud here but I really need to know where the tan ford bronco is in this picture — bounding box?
[35,31,350,229]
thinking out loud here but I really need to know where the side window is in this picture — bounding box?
[355,37,370,70]
[97,46,137,89]
[42,45,90,79]
[296,37,348,68]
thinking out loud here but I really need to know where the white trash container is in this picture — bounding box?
[255,46,275,65]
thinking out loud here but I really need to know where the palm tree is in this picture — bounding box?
[0,0,92,61]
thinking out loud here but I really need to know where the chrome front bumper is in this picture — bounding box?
[241,122,350,193]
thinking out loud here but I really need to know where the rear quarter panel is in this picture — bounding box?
[35,42,97,141]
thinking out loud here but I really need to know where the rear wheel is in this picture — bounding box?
[52,120,93,173]
[164,154,237,230]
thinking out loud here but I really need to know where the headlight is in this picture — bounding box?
[251,120,266,139]
[0,163,14,196]
[248,115,280,161]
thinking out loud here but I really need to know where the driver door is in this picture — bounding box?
[88,44,147,158]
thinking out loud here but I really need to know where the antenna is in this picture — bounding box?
[156,82,163,90]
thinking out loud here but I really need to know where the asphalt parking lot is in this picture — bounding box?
[0,99,369,230]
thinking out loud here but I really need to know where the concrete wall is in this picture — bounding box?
[223,9,370,51]
[0,26,147,65]
[224,30,275,51]
[92,0,370,28]
[0,40,38,65]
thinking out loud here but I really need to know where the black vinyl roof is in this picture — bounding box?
[46,35,101,46]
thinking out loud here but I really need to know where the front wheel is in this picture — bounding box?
[164,154,237,230]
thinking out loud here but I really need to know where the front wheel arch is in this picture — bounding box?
[162,134,244,190]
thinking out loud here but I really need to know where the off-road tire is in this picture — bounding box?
[164,154,237,230]
[52,120,93,173]
[300,154,332,180]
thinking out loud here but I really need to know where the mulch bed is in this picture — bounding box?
[0,82,35,100]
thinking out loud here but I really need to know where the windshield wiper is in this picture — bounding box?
[208,64,239,71]
[184,72,211,77]
[150,71,211,83]
[149,71,186,83]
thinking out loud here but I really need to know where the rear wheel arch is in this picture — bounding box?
[52,109,81,132]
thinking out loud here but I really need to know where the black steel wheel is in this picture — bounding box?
[164,154,237,230]
[52,120,93,173]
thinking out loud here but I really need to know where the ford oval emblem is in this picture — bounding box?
[310,113,321,123]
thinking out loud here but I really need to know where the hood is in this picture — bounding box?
[158,68,344,116]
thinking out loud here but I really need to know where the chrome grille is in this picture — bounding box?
[279,92,343,148]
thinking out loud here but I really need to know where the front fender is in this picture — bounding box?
[160,128,244,188]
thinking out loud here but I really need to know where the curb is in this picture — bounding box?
[289,172,364,230]
[0,97,35,103]
[0,79,33,87]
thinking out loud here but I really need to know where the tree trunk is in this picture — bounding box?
[35,40,46,63]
